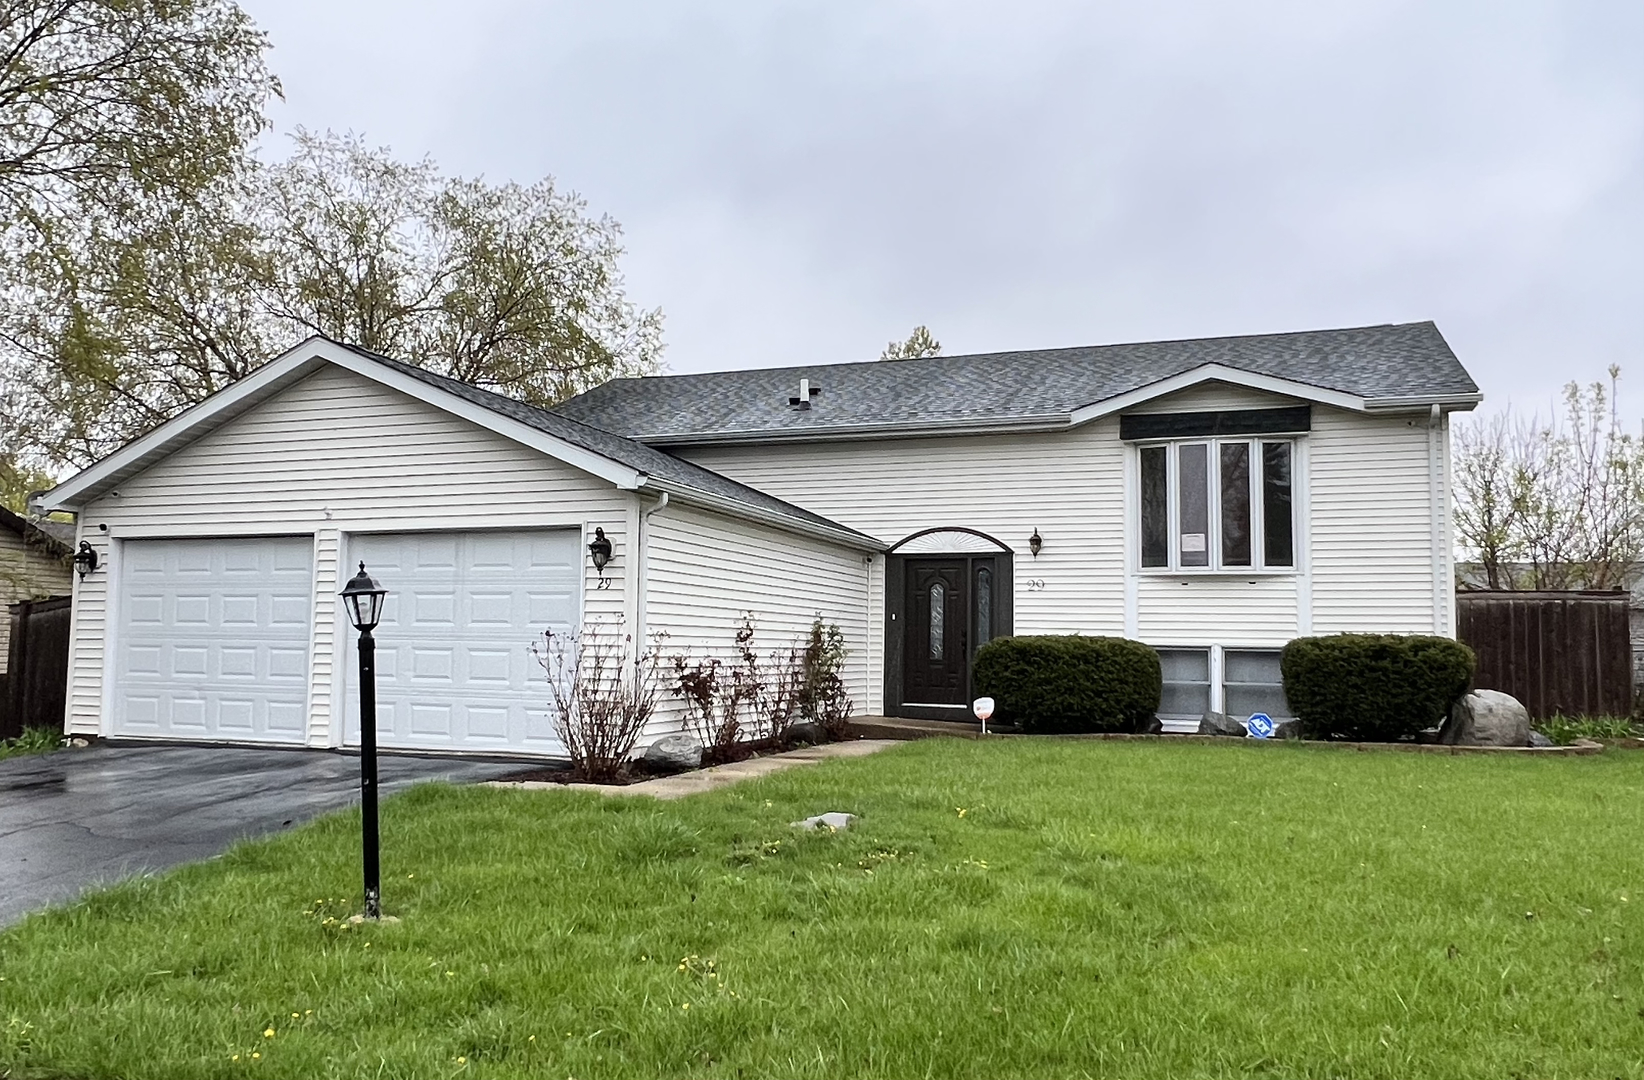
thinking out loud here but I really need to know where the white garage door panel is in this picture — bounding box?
[344,530,577,754]
[114,537,313,742]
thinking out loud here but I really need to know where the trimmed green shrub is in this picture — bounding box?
[972,635,1161,734]
[1280,634,1475,741]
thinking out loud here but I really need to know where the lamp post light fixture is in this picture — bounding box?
[1028,529,1043,558]
[73,541,98,578]
[588,527,613,583]
[340,562,388,921]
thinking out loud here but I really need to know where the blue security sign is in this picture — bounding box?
[1245,712,1275,739]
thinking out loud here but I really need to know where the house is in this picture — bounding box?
[0,506,73,677]
[39,322,1479,753]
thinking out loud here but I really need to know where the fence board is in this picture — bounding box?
[2,596,71,739]
[1457,590,1633,719]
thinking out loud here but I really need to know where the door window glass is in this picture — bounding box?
[975,567,992,647]
[929,582,945,660]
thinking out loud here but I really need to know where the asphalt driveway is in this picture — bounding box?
[0,744,528,926]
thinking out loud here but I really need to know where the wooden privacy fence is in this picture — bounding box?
[1456,590,1633,720]
[2,595,71,739]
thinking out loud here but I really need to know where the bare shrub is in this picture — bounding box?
[669,615,853,753]
[533,623,659,782]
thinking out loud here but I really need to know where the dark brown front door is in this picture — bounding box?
[904,559,968,707]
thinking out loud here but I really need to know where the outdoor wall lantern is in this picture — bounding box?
[588,527,613,581]
[1028,529,1043,558]
[340,562,389,921]
[73,541,99,578]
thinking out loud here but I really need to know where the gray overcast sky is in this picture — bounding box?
[250,0,1641,419]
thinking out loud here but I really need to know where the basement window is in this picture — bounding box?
[1138,439,1294,572]
[1157,648,1211,725]
[1222,649,1293,721]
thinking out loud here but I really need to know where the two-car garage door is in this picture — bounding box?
[112,531,578,753]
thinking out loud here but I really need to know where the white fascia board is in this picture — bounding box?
[641,477,886,553]
[41,337,645,510]
[1068,364,1366,426]
[1363,392,1483,412]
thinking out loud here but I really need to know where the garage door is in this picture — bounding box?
[113,537,313,742]
[343,530,578,754]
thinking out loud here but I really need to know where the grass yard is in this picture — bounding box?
[2,739,1643,1079]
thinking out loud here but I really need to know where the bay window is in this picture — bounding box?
[1138,439,1294,571]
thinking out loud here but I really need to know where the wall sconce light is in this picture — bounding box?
[73,540,99,578]
[588,527,613,582]
[1028,528,1042,558]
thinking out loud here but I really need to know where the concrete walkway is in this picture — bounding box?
[490,739,901,799]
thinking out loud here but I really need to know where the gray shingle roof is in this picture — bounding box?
[330,342,879,547]
[555,321,1479,443]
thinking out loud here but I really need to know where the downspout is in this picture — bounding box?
[1428,403,1448,636]
[634,491,670,649]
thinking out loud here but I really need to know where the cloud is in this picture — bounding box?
[253,0,1642,415]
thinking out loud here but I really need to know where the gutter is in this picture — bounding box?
[1428,403,1450,636]
[639,477,885,553]
[626,395,1485,449]
[633,491,669,651]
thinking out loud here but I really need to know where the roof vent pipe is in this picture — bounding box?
[788,379,821,410]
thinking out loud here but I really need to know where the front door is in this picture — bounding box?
[903,559,968,708]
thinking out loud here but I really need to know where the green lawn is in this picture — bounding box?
[2,739,1643,1079]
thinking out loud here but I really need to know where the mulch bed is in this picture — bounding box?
[497,734,823,786]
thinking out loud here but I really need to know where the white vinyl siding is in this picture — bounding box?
[681,420,1130,648]
[645,503,873,724]
[66,365,634,742]
[679,383,1455,681]
[1309,409,1443,634]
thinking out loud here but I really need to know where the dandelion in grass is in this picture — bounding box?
[264,1027,275,1038]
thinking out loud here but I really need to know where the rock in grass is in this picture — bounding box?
[1528,730,1555,748]
[1198,711,1248,737]
[1440,690,1531,747]
[792,812,855,831]
[643,734,704,771]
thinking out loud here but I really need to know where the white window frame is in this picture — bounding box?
[1134,436,1299,575]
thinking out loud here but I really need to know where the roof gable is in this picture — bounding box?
[556,321,1481,445]
[40,338,880,551]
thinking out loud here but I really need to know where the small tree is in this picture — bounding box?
[880,325,941,361]
[1453,367,1644,590]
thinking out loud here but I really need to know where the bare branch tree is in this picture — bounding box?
[1454,367,1644,591]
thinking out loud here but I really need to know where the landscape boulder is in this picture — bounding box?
[1440,689,1532,747]
[1133,715,1165,735]
[1198,711,1248,737]
[1274,719,1303,740]
[643,733,704,771]
[1528,730,1554,748]
[786,721,826,746]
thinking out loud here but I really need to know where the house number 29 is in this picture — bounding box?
[1025,578,1046,591]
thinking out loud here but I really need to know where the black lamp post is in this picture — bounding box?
[340,562,388,920]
